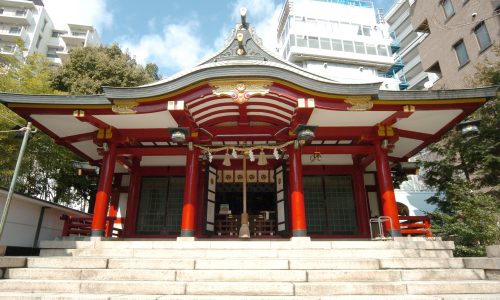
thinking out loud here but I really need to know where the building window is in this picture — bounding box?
[320,38,331,50]
[318,19,329,31]
[453,40,469,66]
[343,40,354,53]
[16,10,26,16]
[9,27,21,34]
[332,39,343,51]
[377,45,389,56]
[290,34,295,46]
[296,35,307,47]
[46,47,58,58]
[362,25,372,36]
[52,31,60,38]
[41,19,47,32]
[474,22,492,51]
[355,42,365,54]
[366,44,377,55]
[351,23,362,35]
[308,36,319,49]
[442,0,455,20]
[36,35,42,49]
[0,8,4,14]
[330,21,339,32]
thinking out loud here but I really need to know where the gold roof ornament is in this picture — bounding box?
[344,95,373,111]
[111,99,139,114]
[209,79,273,104]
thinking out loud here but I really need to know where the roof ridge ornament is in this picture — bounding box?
[344,95,373,111]
[209,79,273,104]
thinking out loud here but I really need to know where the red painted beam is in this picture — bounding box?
[302,145,374,155]
[388,156,409,163]
[359,153,375,170]
[76,114,110,129]
[116,147,188,156]
[63,131,97,144]
[398,129,434,141]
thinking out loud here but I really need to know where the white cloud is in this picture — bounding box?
[118,20,215,74]
[43,0,113,31]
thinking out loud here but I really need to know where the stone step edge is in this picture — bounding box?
[2,293,500,300]
[2,292,500,300]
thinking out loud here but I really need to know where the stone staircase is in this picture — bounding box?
[1,237,500,299]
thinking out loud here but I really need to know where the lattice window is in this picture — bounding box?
[303,176,327,234]
[303,175,358,235]
[136,177,185,235]
[324,176,358,234]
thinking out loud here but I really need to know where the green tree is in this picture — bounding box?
[422,44,500,256]
[50,43,161,95]
[0,43,97,209]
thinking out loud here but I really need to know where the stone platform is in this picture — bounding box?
[0,237,499,299]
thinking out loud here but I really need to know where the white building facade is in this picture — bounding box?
[384,0,440,90]
[0,0,101,64]
[277,0,407,90]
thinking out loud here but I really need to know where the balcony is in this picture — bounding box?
[61,31,87,46]
[0,43,19,62]
[0,25,28,43]
[56,46,77,62]
[0,8,33,26]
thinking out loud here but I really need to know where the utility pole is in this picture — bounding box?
[0,122,37,242]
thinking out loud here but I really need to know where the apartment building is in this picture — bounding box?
[0,0,100,64]
[278,0,411,90]
[387,0,500,90]
[384,0,441,90]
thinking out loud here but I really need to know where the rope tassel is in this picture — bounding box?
[257,149,268,166]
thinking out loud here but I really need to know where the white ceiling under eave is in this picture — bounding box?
[31,115,97,138]
[393,109,463,135]
[95,111,178,129]
[307,109,396,127]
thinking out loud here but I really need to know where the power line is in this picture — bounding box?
[0,113,23,127]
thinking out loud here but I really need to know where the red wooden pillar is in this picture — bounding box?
[289,141,307,237]
[353,169,371,237]
[373,140,402,237]
[91,143,117,237]
[181,143,199,237]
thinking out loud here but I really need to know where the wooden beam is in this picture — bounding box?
[302,145,374,155]
[116,147,189,157]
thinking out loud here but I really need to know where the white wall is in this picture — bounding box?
[395,191,437,216]
[0,190,89,247]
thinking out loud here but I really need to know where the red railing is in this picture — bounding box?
[60,214,123,237]
[399,215,433,237]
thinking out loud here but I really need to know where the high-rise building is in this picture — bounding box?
[0,0,101,64]
[277,0,408,90]
[385,0,500,90]
[384,0,439,90]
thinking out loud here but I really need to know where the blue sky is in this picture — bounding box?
[43,0,398,78]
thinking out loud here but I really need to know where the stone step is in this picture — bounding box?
[1,280,499,296]
[8,292,498,300]
[5,268,486,282]
[39,240,455,250]
[25,257,472,271]
[39,248,453,259]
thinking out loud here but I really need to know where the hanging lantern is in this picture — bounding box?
[292,124,319,142]
[168,127,190,143]
[455,119,481,137]
[257,149,268,166]
[223,149,231,166]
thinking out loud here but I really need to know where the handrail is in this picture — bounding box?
[60,214,122,237]
[399,214,433,237]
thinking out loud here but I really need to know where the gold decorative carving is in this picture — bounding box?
[344,96,373,111]
[209,79,273,104]
[112,99,139,114]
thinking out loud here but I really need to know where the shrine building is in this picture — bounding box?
[0,11,495,240]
